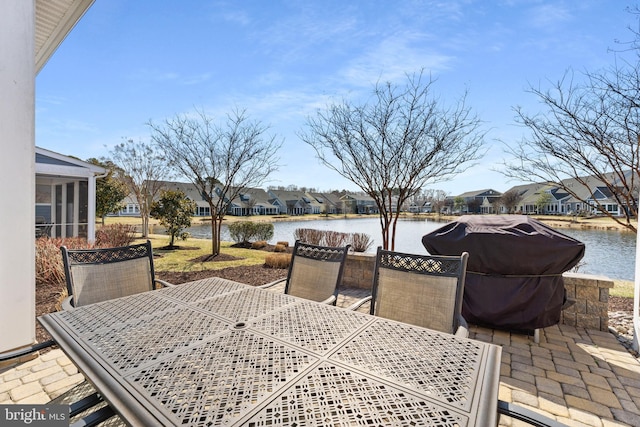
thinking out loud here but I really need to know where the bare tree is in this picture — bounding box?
[501,64,640,232]
[300,72,485,250]
[424,189,449,214]
[498,188,523,214]
[148,109,281,256]
[110,139,172,237]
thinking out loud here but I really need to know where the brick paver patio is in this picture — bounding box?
[1,284,639,426]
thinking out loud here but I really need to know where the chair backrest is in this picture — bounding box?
[61,240,157,307]
[284,240,351,302]
[370,247,469,334]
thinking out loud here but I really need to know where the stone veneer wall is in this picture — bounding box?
[343,253,614,331]
[561,272,613,332]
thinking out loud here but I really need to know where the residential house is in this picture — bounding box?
[444,189,502,214]
[561,173,634,217]
[340,192,378,214]
[225,187,279,216]
[513,184,569,215]
[506,172,636,217]
[308,192,341,214]
[268,189,317,215]
[114,181,217,217]
[407,199,432,213]
[35,147,105,240]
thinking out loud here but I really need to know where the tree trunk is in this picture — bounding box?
[141,215,149,238]
[211,217,219,255]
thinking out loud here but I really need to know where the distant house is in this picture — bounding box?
[407,200,432,213]
[308,192,341,214]
[114,181,218,217]
[225,187,279,216]
[506,172,636,217]
[35,147,105,240]
[340,193,378,214]
[445,189,502,214]
[268,189,315,215]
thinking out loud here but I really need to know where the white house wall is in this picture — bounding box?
[1,0,36,352]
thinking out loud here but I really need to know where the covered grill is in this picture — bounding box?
[422,215,585,331]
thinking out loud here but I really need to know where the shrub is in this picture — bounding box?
[229,221,274,243]
[274,243,288,252]
[95,223,137,247]
[293,228,323,245]
[264,253,291,269]
[229,221,255,243]
[251,240,268,249]
[323,231,349,247]
[350,232,373,252]
[36,237,94,287]
[254,222,275,241]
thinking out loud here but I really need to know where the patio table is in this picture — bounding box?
[39,277,502,426]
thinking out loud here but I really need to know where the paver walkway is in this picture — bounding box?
[1,284,639,426]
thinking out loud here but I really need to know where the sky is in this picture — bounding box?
[35,0,636,195]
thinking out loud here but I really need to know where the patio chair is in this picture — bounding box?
[349,247,470,337]
[60,240,174,309]
[54,241,174,425]
[260,240,350,305]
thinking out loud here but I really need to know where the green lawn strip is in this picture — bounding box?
[136,235,268,273]
[611,279,634,299]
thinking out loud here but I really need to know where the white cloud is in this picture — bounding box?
[527,3,572,30]
[339,32,454,87]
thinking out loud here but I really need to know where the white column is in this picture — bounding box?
[0,0,36,352]
[51,183,57,238]
[87,175,97,242]
[73,180,80,237]
[61,185,68,238]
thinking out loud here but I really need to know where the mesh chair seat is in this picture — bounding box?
[261,241,350,304]
[356,247,469,336]
[61,240,173,308]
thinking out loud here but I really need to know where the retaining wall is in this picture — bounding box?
[343,253,614,331]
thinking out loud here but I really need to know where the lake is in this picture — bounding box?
[183,217,637,281]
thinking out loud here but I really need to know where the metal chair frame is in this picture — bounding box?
[261,240,350,305]
[351,247,469,337]
[61,240,173,309]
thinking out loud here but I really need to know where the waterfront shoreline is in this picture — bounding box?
[109,212,637,231]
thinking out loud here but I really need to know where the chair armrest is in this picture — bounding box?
[0,339,56,362]
[61,295,75,311]
[320,295,337,305]
[154,279,175,288]
[346,296,372,311]
[455,315,469,338]
[259,278,286,289]
[498,400,567,427]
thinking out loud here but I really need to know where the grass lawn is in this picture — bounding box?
[133,235,270,273]
[612,279,635,298]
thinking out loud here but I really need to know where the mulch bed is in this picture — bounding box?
[609,296,634,312]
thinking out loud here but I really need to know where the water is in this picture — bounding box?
[183,217,637,281]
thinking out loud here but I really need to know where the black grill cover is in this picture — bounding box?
[422,215,585,330]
